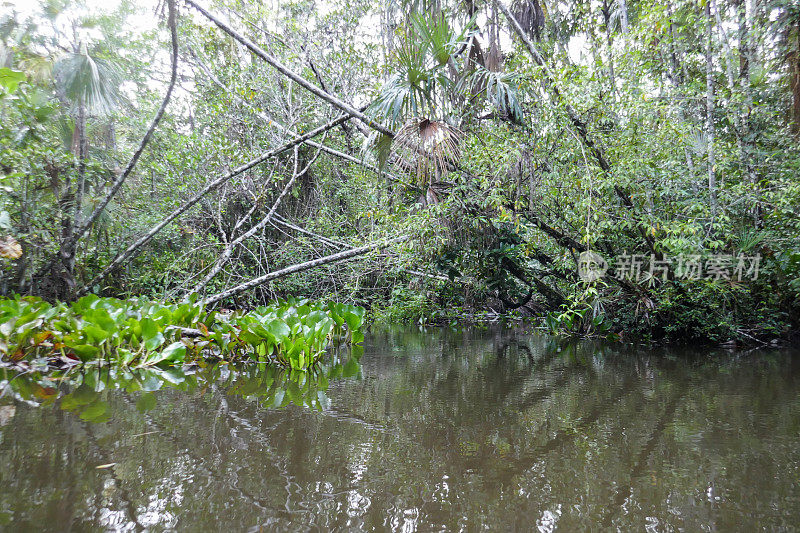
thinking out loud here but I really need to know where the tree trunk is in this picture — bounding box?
[74,102,87,235]
[666,0,683,86]
[706,0,718,219]
[738,0,760,226]
[715,6,737,91]
[70,0,179,247]
[43,0,180,298]
[602,0,617,101]
[618,0,629,33]
[56,100,88,296]
[791,14,800,134]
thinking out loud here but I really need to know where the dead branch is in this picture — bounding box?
[203,235,410,305]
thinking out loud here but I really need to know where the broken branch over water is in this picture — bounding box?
[203,235,410,305]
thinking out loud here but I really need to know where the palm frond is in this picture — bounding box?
[410,11,468,67]
[369,68,430,125]
[393,117,463,185]
[733,228,767,253]
[462,66,524,124]
[369,11,476,125]
[19,55,53,84]
[361,131,395,172]
[54,44,121,116]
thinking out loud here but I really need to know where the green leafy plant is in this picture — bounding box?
[0,295,366,372]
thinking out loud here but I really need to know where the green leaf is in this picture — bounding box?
[0,68,25,93]
[342,304,365,332]
[143,341,184,365]
[140,317,158,340]
[140,374,164,392]
[343,357,361,378]
[73,294,100,314]
[316,390,331,410]
[61,384,97,409]
[350,345,364,360]
[116,348,136,366]
[143,331,165,352]
[161,341,186,362]
[71,344,99,360]
[80,399,110,422]
[83,324,110,344]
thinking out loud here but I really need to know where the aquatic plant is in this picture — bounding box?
[0,295,365,371]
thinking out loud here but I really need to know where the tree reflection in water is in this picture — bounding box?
[0,327,797,531]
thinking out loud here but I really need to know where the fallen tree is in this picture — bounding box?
[203,235,410,305]
[185,0,394,137]
[188,45,418,191]
[187,144,323,296]
[497,0,656,254]
[77,111,358,296]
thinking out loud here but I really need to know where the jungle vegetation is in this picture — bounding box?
[1,0,799,344]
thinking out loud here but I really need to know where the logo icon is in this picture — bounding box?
[577,251,608,282]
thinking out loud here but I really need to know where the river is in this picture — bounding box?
[0,326,797,531]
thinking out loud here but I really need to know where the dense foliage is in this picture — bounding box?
[1,0,798,343]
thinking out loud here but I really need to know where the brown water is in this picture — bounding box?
[0,327,798,531]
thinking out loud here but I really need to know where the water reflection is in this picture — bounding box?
[0,346,363,421]
[0,327,797,531]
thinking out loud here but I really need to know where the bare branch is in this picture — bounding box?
[203,235,410,305]
[188,142,325,296]
[76,112,357,296]
[184,0,394,137]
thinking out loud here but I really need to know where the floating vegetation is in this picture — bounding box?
[0,295,365,372]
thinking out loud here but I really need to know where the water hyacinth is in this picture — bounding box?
[0,295,365,371]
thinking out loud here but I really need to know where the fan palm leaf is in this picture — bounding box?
[460,66,524,124]
[369,11,476,125]
[54,43,120,117]
[393,117,463,185]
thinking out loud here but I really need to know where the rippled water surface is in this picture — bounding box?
[0,327,798,531]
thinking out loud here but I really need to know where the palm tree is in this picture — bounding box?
[369,10,523,194]
[51,42,120,286]
[54,41,120,166]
